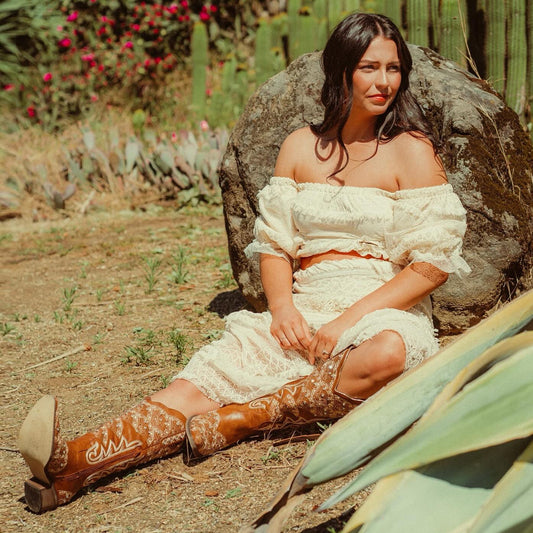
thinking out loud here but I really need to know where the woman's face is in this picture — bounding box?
[349,36,402,119]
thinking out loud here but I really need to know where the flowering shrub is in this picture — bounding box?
[2,0,220,129]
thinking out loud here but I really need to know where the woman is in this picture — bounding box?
[18,12,470,513]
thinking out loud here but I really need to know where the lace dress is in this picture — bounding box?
[175,177,470,405]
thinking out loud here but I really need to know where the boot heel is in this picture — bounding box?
[24,478,58,513]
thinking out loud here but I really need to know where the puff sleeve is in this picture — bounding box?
[386,184,471,275]
[244,177,299,262]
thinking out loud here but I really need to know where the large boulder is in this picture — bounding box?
[219,45,533,334]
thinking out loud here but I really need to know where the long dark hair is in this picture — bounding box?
[311,13,438,170]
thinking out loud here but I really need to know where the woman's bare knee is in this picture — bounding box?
[371,330,406,377]
[150,378,220,417]
[335,331,406,399]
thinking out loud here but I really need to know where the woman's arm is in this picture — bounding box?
[261,254,312,351]
[260,128,313,352]
[308,262,447,362]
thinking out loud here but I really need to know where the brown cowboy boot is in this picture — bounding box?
[18,395,186,513]
[186,347,362,457]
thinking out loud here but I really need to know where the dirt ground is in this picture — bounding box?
[0,203,367,533]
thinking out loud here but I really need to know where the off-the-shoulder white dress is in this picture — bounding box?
[176,177,470,405]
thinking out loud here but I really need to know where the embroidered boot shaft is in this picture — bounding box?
[18,396,186,513]
[186,347,362,457]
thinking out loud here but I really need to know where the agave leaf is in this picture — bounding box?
[82,129,95,152]
[301,291,533,488]
[245,290,533,532]
[466,440,533,533]
[343,438,531,533]
[322,334,533,508]
[125,139,139,174]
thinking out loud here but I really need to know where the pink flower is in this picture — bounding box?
[180,0,188,7]
[205,88,212,96]
[81,53,95,61]
[199,12,209,21]
[90,94,98,102]
[66,11,78,22]
[132,23,140,31]
[200,120,209,131]
[210,5,217,12]
[124,41,133,49]
[27,106,36,118]
[57,25,63,31]
[59,38,72,47]
[154,57,162,64]
[4,84,14,91]
[43,72,53,82]
[171,132,178,142]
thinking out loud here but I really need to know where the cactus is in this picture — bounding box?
[429,0,440,50]
[407,0,430,47]
[191,22,209,117]
[345,0,363,13]
[328,0,344,32]
[506,0,527,119]
[314,0,327,19]
[439,0,468,67]
[287,0,301,60]
[295,10,319,57]
[485,0,506,94]
[255,18,274,85]
[383,0,402,29]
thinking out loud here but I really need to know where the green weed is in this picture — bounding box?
[92,332,106,344]
[143,256,163,293]
[114,300,126,316]
[122,345,153,366]
[1,322,16,336]
[168,329,192,363]
[64,359,78,372]
[216,264,236,289]
[169,245,190,284]
[62,286,78,313]
[224,487,242,499]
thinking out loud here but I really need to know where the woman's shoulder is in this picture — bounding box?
[274,126,317,178]
[390,132,447,189]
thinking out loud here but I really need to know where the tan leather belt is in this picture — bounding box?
[300,250,387,270]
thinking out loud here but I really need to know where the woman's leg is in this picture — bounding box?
[18,379,218,513]
[150,378,220,417]
[187,331,406,457]
[335,330,406,400]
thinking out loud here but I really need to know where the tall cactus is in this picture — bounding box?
[255,18,274,85]
[383,0,402,29]
[429,0,440,49]
[485,0,506,94]
[506,0,528,119]
[287,0,301,60]
[345,0,363,12]
[407,0,430,47]
[328,0,344,31]
[439,0,468,67]
[191,22,208,116]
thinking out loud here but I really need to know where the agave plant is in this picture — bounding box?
[244,288,533,532]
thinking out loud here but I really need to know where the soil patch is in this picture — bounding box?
[0,205,365,533]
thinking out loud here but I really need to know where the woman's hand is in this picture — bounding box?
[270,304,312,353]
[308,314,355,365]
